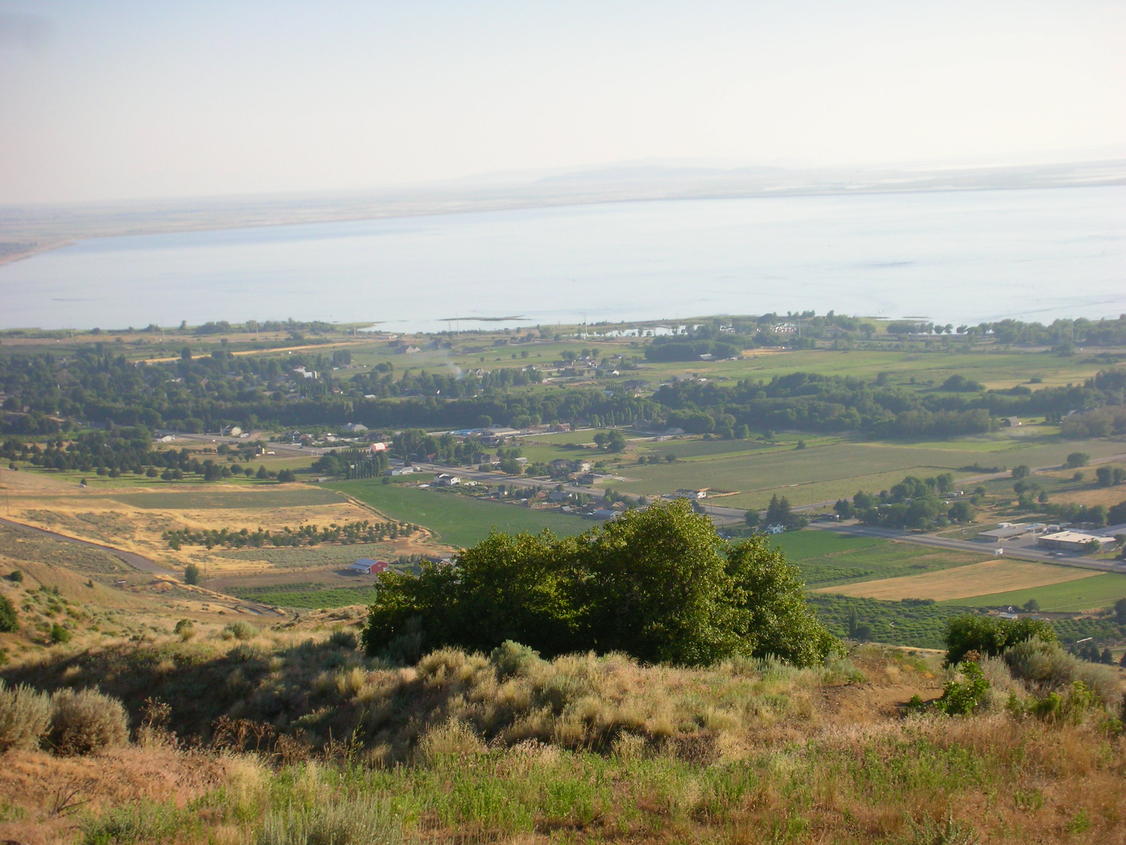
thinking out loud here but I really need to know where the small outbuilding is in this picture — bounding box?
[349,558,391,575]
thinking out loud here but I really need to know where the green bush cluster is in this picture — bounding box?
[363,500,839,667]
[944,615,1056,665]
[935,661,989,715]
[0,593,17,633]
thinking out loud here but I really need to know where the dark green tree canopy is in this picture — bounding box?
[943,614,1056,665]
[362,500,839,666]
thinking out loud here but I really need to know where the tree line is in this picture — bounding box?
[163,519,417,550]
[2,336,1124,439]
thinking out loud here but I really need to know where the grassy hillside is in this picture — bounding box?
[1,632,1123,844]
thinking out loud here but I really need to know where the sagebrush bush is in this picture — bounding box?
[0,680,52,752]
[173,619,195,642]
[489,640,543,679]
[49,687,129,755]
[222,621,258,641]
[1003,640,1121,707]
[328,629,358,650]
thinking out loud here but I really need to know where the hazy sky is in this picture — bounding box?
[2,0,1124,203]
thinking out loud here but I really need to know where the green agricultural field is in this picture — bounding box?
[635,434,841,462]
[812,591,1126,650]
[947,572,1126,613]
[328,481,589,548]
[606,433,1126,509]
[610,440,980,508]
[230,584,379,608]
[771,531,987,588]
[112,488,348,509]
[809,594,973,649]
[522,430,610,446]
[626,347,1114,392]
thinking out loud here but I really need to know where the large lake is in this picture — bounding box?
[2,186,1124,331]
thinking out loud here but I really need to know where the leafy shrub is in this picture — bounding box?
[935,661,989,715]
[49,688,129,755]
[173,619,195,641]
[5,570,22,583]
[944,615,1055,665]
[222,621,258,641]
[183,564,201,586]
[0,593,17,632]
[0,680,52,751]
[1028,681,1100,725]
[50,623,72,644]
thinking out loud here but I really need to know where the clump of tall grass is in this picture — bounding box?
[79,800,198,845]
[415,718,488,765]
[48,687,129,755]
[257,789,403,845]
[0,679,52,751]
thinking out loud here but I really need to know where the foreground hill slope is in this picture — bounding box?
[1,630,1124,844]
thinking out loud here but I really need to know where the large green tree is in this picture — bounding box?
[362,500,838,666]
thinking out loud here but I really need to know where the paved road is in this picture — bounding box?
[0,516,174,574]
[805,520,1126,573]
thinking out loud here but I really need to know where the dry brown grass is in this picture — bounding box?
[0,638,1123,844]
[1,467,436,577]
[819,559,1097,601]
[1046,484,1126,508]
[0,747,235,845]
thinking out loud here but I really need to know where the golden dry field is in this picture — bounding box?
[818,558,1098,602]
[0,468,439,577]
[1041,484,1126,508]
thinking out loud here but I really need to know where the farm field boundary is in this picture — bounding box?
[819,559,1097,602]
[327,481,588,548]
[944,572,1126,613]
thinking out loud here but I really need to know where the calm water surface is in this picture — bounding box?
[2,186,1124,331]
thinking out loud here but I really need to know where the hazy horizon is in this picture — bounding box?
[2,0,1124,204]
